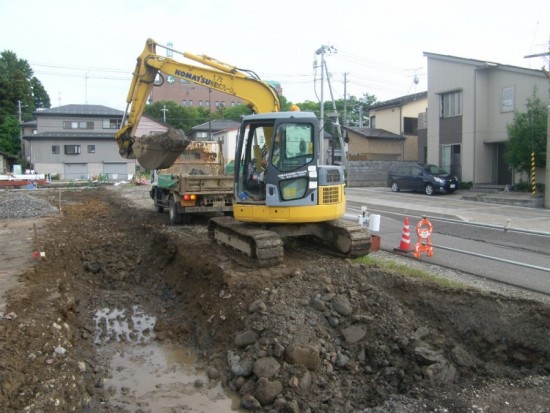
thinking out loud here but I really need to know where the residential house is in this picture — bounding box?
[367,91,428,162]
[343,127,406,161]
[23,104,138,180]
[424,52,548,185]
[186,119,240,166]
[343,127,407,187]
[0,151,17,174]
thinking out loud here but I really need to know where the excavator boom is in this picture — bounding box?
[115,39,371,266]
[115,38,280,170]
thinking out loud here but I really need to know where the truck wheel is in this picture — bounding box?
[151,188,164,212]
[169,198,183,225]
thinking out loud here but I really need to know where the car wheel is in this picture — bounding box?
[424,184,434,195]
[169,197,183,225]
[391,182,400,192]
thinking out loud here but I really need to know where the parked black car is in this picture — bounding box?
[387,163,459,195]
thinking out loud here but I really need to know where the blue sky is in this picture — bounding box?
[1,0,548,110]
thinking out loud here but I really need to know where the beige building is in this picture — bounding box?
[424,52,548,185]
[367,91,427,162]
[343,127,405,161]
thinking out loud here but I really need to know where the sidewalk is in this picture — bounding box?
[461,190,544,208]
[345,187,550,234]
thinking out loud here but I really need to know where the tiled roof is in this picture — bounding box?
[343,126,405,140]
[190,119,241,132]
[35,104,123,116]
[24,132,115,140]
[369,91,427,110]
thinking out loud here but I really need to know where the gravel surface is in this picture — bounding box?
[0,191,59,219]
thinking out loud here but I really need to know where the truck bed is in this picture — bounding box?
[156,173,233,194]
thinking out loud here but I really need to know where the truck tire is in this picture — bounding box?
[169,198,183,225]
[151,188,164,212]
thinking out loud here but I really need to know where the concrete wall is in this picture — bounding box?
[347,160,409,187]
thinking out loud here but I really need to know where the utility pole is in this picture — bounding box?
[343,72,349,126]
[323,60,347,168]
[209,88,212,140]
[524,39,550,208]
[18,100,24,160]
[315,45,336,164]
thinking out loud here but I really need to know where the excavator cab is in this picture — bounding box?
[234,111,347,224]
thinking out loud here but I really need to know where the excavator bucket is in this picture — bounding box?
[132,129,191,170]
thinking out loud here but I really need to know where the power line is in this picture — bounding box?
[30,62,130,74]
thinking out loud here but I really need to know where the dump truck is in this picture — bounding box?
[150,141,234,225]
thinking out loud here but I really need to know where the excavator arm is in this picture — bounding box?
[115,38,281,169]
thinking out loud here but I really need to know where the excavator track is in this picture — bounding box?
[208,216,284,268]
[313,219,372,258]
[208,216,371,268]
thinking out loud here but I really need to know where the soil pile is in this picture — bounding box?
[0,185,549,412]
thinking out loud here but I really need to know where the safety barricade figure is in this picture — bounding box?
[414,217,434,258]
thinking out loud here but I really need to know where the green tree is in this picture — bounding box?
[291,93,377,127]
[505,88,547,174]
[0,50,51,156]
[213,104,252,121]
[144,101,210,131]
[30,77,51,110]
[0,115,20,155]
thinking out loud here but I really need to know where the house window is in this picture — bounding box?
[206,101,210,108]
[52,145,60,154]
[63,121,94,129]
[199,100,203,107]
[403,117,418,135]
[215,101,219,108]
[64,145,81,155]
[501,86,514,112]
[370,116,376,128]
[189,100,194,107]
[441,91,462,118]
[87,145,96,153]
[182,100,187,106]
[102,119,121,129]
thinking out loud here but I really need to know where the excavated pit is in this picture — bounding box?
[0,185,549,412]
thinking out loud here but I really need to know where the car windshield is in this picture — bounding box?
[425,165,448,175]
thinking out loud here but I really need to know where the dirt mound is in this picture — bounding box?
[0,186,549,412]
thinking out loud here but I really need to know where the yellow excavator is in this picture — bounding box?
[116,39,371,266]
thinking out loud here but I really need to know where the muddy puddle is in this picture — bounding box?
[94,305,242,412]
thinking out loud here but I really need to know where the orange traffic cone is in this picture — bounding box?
[394,217,411,253]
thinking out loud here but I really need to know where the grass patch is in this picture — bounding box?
[354,255,467,289]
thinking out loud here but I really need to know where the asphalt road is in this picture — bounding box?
[344,187,550,295]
